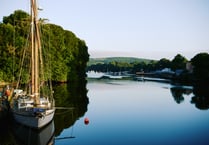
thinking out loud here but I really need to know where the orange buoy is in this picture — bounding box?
[84,118,89,125]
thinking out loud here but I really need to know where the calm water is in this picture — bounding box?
[55,80,209,145]
[1,80,209,145]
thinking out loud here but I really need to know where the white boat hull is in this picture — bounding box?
[12,109,55,129]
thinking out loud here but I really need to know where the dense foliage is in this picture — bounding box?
[88,57,153,66]
[87,54,188,73]
[191,53,209,84]
[0,10,89,83]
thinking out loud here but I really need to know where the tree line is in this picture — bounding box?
[87,54,189,73]
[0,10,89,84]
[87,53,209,84]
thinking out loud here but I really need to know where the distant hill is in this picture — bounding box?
[88,57,155,66]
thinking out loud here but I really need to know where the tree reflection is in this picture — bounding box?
[0,119,16,145]
[0,81,88,145]
[170,83,209,110]
[53,81,89,136]
[170,86,192,104]
[191,84,209,110]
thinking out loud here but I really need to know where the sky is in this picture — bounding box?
[0,0,209,60]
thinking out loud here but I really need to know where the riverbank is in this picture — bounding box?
[0,82,11,86]
[86,71,195,86]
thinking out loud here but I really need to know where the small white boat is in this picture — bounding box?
[86,71,105,78]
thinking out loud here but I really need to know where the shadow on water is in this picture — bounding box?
[170,86,193,104]
[170,83,209,110]
[12,121,55,145]
[0,117,16,145]
[191,84,209,110]
[0,81,89,145]
[53,81,89,137]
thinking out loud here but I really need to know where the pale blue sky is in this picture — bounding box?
[1,0,209,60]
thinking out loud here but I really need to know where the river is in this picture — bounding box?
[0,79,209,145]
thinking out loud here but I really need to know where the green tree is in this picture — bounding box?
[156,58,171,70]
[171,54,188,71]
[0,10,89,83]
[191,53,209,83]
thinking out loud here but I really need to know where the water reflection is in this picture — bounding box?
[0,118,15,145]
[191,84,209,110]
[53,82,89,137]
[170,84,209,110]
[2,80,209,145]
[13,121,55,145]
[170,86,193,104]
[0,82,89,145]
[0,117,54,145]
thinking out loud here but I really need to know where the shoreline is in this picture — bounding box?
[0,82,10,86]
[0,82,17,87]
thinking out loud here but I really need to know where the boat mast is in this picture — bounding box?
[31,0,40,104]
[31,0,35,94]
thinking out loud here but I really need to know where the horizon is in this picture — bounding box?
[89,49,207,60]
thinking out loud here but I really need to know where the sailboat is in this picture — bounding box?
[10,0,55,129]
